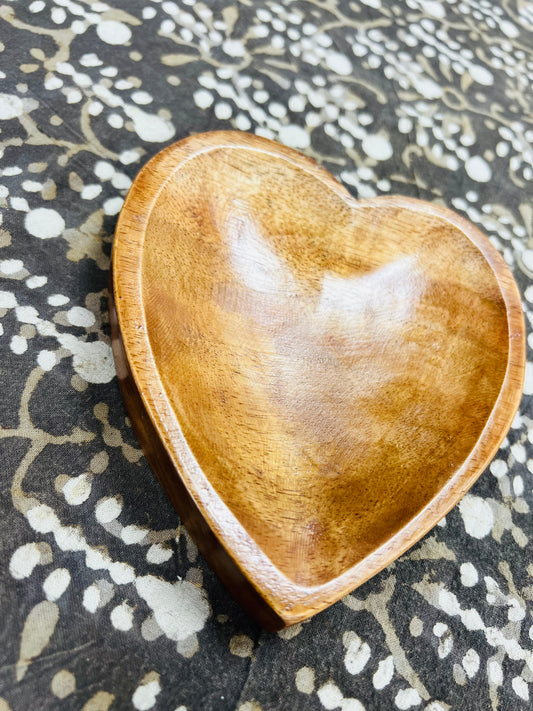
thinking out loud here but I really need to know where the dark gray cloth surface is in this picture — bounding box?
[0,1,532,710]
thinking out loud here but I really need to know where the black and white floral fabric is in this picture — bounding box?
[0,1,532,709]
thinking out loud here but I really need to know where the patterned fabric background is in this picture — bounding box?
[1,1,532,709]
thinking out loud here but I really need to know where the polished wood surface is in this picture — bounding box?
[111,131,525,629]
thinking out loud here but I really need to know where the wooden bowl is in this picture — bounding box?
[110,131,525,630]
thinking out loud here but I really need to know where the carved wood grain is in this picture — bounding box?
[111,131,525,629]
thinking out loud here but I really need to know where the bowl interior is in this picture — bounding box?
[140,146,509,586]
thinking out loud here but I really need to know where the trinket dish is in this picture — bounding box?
[110,131,524,630]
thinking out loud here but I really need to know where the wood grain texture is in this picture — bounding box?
[111,131,525,630]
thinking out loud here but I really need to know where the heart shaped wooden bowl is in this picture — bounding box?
[110,131,525,630]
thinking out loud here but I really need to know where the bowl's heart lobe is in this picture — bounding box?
[111,131,524,629]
